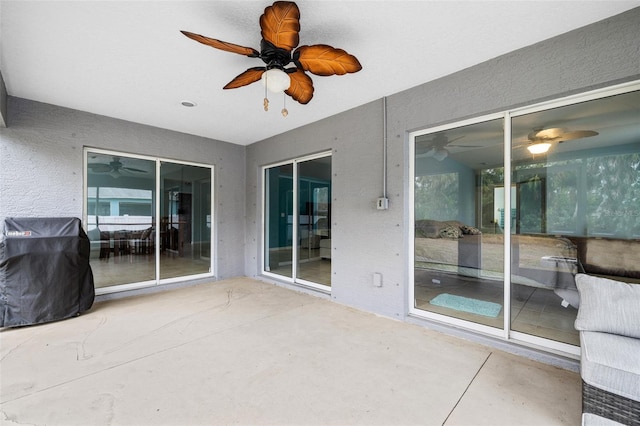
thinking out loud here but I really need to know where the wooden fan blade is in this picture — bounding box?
[260,1,300,52]
[443,135,466,146]
[122,167,147,174]
[559,130,599,141]
[285,69,314,104]
[531,128,564,140]
[223,67,266,89]
[181,30,259,57]
[293,45,362,76]
[88,164,111,173]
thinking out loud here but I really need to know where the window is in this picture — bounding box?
[85,150,214,292]
[263,153,332,290]
[411,83,640,354]
[413,118,505,330]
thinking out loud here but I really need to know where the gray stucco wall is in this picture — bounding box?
[245,8,640,319]
[246,101,400,316]
[0,97,246,279]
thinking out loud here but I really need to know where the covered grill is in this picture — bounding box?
[0,217,95,327]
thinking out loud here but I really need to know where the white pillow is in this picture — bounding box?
[574,273,640,339]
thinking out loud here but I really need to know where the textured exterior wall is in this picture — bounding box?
[245,101,403,316]
[246,8,640,319]
[0,98,246,279]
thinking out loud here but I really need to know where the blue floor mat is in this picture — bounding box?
[430,293,502,318]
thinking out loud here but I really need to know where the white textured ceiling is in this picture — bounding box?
[1,1,638,145]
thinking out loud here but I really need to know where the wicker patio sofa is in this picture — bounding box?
[574,273,640,426]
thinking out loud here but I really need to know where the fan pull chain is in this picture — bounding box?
[281,92,288,117]
[263,72,269,111]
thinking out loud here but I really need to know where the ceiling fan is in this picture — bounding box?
[520,127,599,154]
[180,1,362,114]
[88,157,147,178]
[416,133,482,161]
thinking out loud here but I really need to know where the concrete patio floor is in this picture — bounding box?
[0,277,581,425]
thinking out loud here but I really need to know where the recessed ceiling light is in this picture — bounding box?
[181,100,197,107]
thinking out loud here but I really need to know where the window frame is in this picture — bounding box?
[83,147,215,294]
[261,151,333,293]
[409,80,640,357]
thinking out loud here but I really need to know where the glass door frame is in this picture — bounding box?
[409,80,640,357]
[158,160,214,282]
[261,151,332,292]
[83,148,215,295]
[409,113,506,342]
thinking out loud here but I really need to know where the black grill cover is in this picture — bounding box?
[0,217,95,327]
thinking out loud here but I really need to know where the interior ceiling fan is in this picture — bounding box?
[88,157,147,178]
[180,1,362,112]
[416,133,482,161]
[519,127,599,154]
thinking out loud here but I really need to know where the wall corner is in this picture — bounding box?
[0,70,7,127]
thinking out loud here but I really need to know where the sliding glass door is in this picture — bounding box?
[509,89,640,347]
[413,119,505,330]
[86,150,213,291]
[411,83,640,353]
[264,153,332,289]
[159,161,212,280]
[86,152,157,288]
[297,157,332,286]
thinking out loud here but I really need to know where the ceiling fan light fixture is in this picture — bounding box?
[420,147,437,157]
[433,149,448,161]
[527,142,552,155]
[261,68,291,93]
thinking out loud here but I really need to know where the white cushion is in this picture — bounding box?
[574,274,640,339]
[582,413,625,426]
[580,331,640,402]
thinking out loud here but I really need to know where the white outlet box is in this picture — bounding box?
[376,197,389,210]
[373,272,383,287]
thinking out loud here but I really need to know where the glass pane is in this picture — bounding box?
[159,162,212,280]
[510,89,640,346]
[414,119,505,328]
[264,164,294,278]
[297,156,332,286]
[87,153,156,288]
